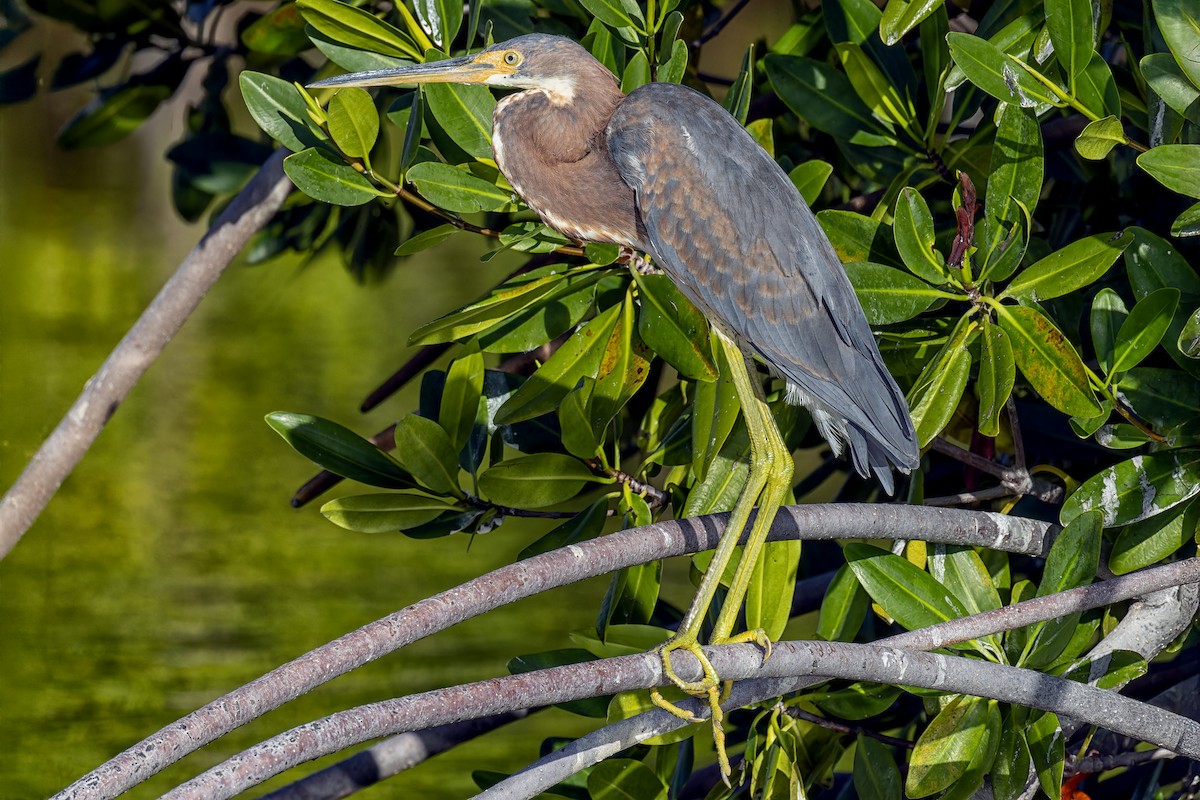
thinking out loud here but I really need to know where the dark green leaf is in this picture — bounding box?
[945,32,1061,108]
[327,86,378,159]
[1111,288,1180,374]
[843,261,946,324]
[284,147,388,206]
[854,734,902,800]
[1110,499,1199,574]
[590,292,651,433]
[977,318,1015,437]
[893,188,948,285]
[907,315,976,446]
[657,39,688,85]
[1044,0,1093,91]
[817,563,869,642]
[1138,145,1200,199]
[310,29,413,72]
[576,0,645,32]
[1090,288,1127,375]
[296,0,420,59]
[570,623,670,658]
[1027,712,1064,800]
[507,648,607,716]
[423,80,495,160]
[1141,53,1200,124]
[620,49,650,93]
[393,414,463,497]
[0,54,38,105]
[479,453,597,508]
[880,0,944,45]
[1061,450,1200,527]
[394,222,458,256]
[1154,0,1200,88]
[1001,230,1132,301]
[58,83,172,149]
[266,412,417,489]
[788,160,833,205]
[241,3,311,56]
[1117,368,1200,431]
[477,272,600,354]
[1180,306,1200,358]
[634,272,716,381]
[907,695,990,797]
[992,712,1032,800]
[413,0,462,49]
[812,683,903,720]
[835,42,915,129]
[559,380,600,459]
[995,304,1102,417]
[722,45,756,125]
[1074,115,1125,160]
[405,161,509,213]
[440,345,485,451]
[844,543,969,632]
[1075,52,1120,118]
[817,209,899,266]
[691,334,739,482]
[1040,509,1101,597]
[408,271,569,345]
[321,491,460,532]
[1060,650,1148,689]
[765,54,884,141]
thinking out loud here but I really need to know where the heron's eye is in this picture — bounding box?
[503,51,521,66]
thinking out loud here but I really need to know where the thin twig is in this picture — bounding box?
[1068,748,1177,776]
[694,0,752,45]
[777,704,914,750]
[587,460,668,508]
[0,149,293,560]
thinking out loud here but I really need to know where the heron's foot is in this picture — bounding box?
[724,627,773,663]
[618,246,661,275]
[657,634,719,698]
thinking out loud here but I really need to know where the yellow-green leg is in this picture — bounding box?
[651,332,795,778]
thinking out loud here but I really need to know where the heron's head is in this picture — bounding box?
[309,34,610,105]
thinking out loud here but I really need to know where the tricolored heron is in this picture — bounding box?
[311,33,919,773]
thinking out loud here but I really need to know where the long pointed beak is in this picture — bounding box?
[308,54,499,89]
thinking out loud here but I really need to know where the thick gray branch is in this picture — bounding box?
[51,505,1049,800]
[164,641,1200,800]
[0,149,292,559]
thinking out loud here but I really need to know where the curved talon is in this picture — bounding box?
[658,636,719,695]
[724,627,773,663]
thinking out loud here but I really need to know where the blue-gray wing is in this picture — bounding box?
[606,83,918,489]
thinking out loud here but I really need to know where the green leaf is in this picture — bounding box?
[992,712,1032,800]
[880,0,944,45]
[590,292,651,433]
[1141,53,1200,124]
[1110,499,1199,574]
[571,623,670,658]
[817,564,869,642]
[576,0,645,32]
[657,38,688,85]
[723,44,756,125]
[1001,230,1132,301]
[1180,307,1200,358]
[907,695,990,797]
[1040,509,1101,597]
[818,209,898,266]
[241,3,311,56]
[57,83,173,149]
[789,160,834,205]
[266,412,417,489]
[1061,450,1200,527]
[995,304,1101,417]
[394,222,457,256]
[494,302,623,424]
[405,162,509,213]
[393,414,464,497]
[1138,145,1200,199]
[1124,225,1200,299]
[690,334,739,482]
[588,759,667,800]
[977,318,1015,438]
[296,0,420,59]
[620,49,651,93]
[1111,288,1181,374]
[1060,650,1148,689]
[413,0,461,48]
[1027,712,1064,800]
[893,188,948,285]
[1154,0,1200,88]
[326,86,378,159]
[843,261,945,324]
[477,272,600,354]
[320,491,460,532]
[423,80,495,160]
[634,273,716,381]
[284,147,389,206]
[440,346,485,452]
[408,271,569,345]
[982,104,1042,281]
[945,33,1061,108]
[835,42,916,129]
[239,71,326,152]
[1044,0,1093,91]
[765,55,883,141]
[1074,115,1125,160]
[906,316,976,446]
[479,453,597,508]
[559,380,600,459]
[845,543,969,632]
[746,538,800,640]
[1119,367,1200,431]
[1075,52,1121,118]
[310,30,413,72]
[518,498,609,559]
[1090,288,1128,375]
[854,734,902,800]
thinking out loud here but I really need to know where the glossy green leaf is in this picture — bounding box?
[765,54,883,141]
[439,346,484,451]
[1027,712,1064,800]
[657,39,688,85]
[326,86,378,159]
[606,689,702,746]
[811,682,903,720]
[1040,509,1101,598]
[854,734,902,800]
[634,272,716,381]
[1074,115,1125,160]
[477,272,600,354]
[408,272,568,345]
[945,8,1041,91]
[1154,0,1200,88]
[309,30,413,72]
[559,380,599,459]
[320,491,459,532]
[946,33,1061,108]
[977,318,1015,438]
[992,712,1032,800]
[746,538,800,640]
[1060,649,1148,690]
[405,162,509,213]
[835,42,915,129]
[817,563,869,642]
[1180,307,1200,358]
[1090,287,1127,375]
[723,45,756,125]
[240,71,326,152]
[423,80,495,160]
[241,3,311,56]
[587,759,667,800]
[1075,52,1120,118]
[683,423,749,517]
[494,302,623,424]
[907,695,990,797]
[394,222,457,256]
[479,453,596,508]
[413,0,461,48]
[57,83,172,149]
[907,316,976,446]
[619,49,650,93]
[1111,288,1181,374]
[843,261,945,324]
[996,304,1101,417]
[396,87,424,172]
[519,498,608,559]
[599,557,661,630]
[576,0,645,32]
[284,147,388,206]
[1141,53,1200,124]
[590,292,651,433]
[1001,230,1132,301]
[845,543,969,632]
[1118,368,1200,432]
[894,188,948,285]
[818,209,898,266]
[266,412,417,489]
[1138,145,1200,199]
[880,0,943,45]
[296,0,420,59]
[789,160,833,205]
[1044,0,1093,91]
[982,103,1041,281]
[1061,450,1200,527]
[393,413,463,497]
[1123,227,1200,373]
[691,334,739,482]
[1110,499,1199,575]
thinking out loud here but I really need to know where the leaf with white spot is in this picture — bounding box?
[1060,449,1200,528]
